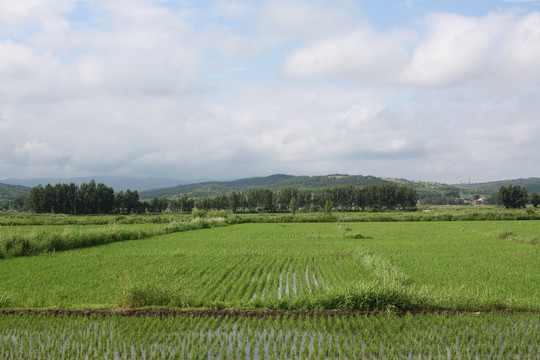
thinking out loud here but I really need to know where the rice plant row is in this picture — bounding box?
[1,222,538,310]
[117,254,372,309]
[1,312,538,359]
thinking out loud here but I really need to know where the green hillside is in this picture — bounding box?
[469,178,540,194]
[271,174,390,188]
[140,174,294,199]
[139,174,463,199]
[0,183,31,201]
[226,174,295,188]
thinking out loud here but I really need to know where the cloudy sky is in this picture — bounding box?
[1,0,539,183]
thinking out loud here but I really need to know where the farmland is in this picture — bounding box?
[1,212,539,357]
[1,312,538,359]
[1,220,539,310]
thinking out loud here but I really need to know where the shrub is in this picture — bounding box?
[488,229,539,245]
[313,282,425,312]
[191,209,207,219]
[1,235,37,258]
[116,281,191,308]
[493,229,514,240]
[345,232,372,239]
[336,223,352,234]
[207,210,229,219]
[225,215,243,225]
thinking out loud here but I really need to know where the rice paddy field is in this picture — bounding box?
[1,213,539,358]
[1,312,538,359]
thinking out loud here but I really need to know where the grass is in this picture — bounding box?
[0,292,11,308]
[353,221,540,310]
[0,224,156,259]
[0,218,232,259]
[116,281,191,308]
[489,228,540,245]
[2,205,539,226]
[0,214,538,358]
[0,212,194,226]
[0,221,538,311]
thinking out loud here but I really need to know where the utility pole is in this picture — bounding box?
[468,178,471,202]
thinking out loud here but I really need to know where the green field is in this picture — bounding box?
[1,221,538,310]
[1,205,539,227]
[0,223,164,236]
[1,214,539,357]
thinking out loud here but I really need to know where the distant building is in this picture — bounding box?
[473,197,486,205]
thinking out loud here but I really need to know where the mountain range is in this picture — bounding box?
[137,174,458,199]
[1,174,539,201]
[467,178,540,194]
[0,183,32,201]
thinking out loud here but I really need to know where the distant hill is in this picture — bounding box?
[139,174,462,199]
[140,174,295,199]
[4,174,537,201]
[468,178,540,194]
[0,183,31,201]
[271,174,389,188]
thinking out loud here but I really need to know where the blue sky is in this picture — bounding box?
[364,0,540,28]
[1,0,539,183]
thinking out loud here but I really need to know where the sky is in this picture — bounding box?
[1,0,539,184]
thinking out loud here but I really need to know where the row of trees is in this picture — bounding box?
[497,185,539,208]
[27,180,143,214]
[21,182,418,214]
[146,194,196,214]
[191,184,418,213]
[13,182,539,214]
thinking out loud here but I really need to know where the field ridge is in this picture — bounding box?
[1,308,538,318]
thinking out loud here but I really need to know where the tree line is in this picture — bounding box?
[191,184,418,213]
[4,182,539,214]
[12,182,417,214]
[26,180,144,214]
[497,184,539,209]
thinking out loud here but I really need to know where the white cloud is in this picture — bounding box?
[1,0,203,101]
[211,0,255,19]
[281,10,540,89]
[498,12,540,83]
[13,139,65,166]
[0,41,63,98]
[0,0,76,25]
[0,1,539,183]
[258,0,362,40]
[400,11,540,88]
[282,28,415,83]
[400,12,505,86]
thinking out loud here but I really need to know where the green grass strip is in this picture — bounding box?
[0,218,231,259]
